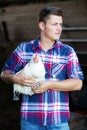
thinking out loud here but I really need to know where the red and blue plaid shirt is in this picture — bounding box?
[2,37,84,125]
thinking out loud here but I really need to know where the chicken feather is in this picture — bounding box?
[13,53,45,100]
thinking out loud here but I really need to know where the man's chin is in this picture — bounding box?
[54,37,60,41]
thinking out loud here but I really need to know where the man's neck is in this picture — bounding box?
[39,37,55,52]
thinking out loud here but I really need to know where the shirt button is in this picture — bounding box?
[53,75,55,78]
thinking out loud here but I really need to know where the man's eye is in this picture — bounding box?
[52,23,57,25]
[60,23,63,27]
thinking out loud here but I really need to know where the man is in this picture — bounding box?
[1,6,84,130]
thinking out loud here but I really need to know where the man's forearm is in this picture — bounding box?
[1,70,15,84]
[49,78,83,91]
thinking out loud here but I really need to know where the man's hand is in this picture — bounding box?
[1,70,37,87]
[32,81,50,94]
[14,70,36,87]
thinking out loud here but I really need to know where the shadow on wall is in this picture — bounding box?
[0,41,21,130]
[0,77,21,130]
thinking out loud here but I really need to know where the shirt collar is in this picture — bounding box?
[32,36,41,50]
[32,36,62,52]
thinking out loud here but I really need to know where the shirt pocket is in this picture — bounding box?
[51,62,67,79]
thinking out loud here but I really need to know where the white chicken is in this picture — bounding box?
[13,53,45,100]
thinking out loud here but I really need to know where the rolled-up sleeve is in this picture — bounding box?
[67,49,84,80]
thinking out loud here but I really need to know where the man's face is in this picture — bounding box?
[40,15,63,41]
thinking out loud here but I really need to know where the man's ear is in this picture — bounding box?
[39,22,45,31]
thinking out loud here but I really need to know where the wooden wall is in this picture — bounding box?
[0,0,87,42]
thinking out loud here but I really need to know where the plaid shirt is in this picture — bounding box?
[2,37,84,125]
